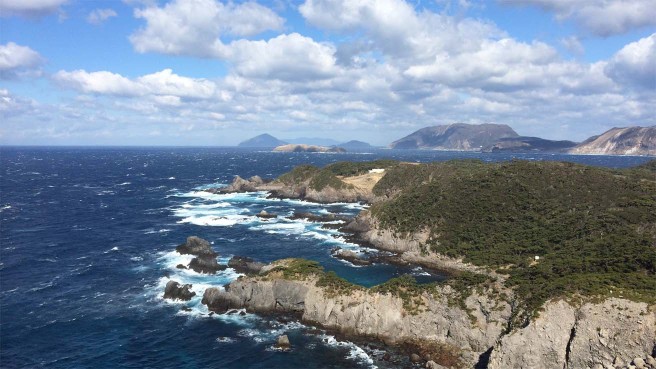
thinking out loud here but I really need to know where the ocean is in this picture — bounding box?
[1,147,651,369]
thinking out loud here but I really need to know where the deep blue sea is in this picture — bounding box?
[1,147,651,369]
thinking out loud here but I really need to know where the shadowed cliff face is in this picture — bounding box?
[569,126,656,155]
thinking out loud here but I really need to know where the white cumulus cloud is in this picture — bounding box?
[0,42,44,79]
[129,0,284,58]
[605,33,656,90]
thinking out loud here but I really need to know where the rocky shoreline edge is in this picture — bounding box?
[161,167,656,368]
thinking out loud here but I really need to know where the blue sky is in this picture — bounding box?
[1,0,654,146]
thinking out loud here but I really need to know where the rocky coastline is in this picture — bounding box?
[172,161,656,368]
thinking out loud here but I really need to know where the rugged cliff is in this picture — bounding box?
[202,259,656,369]
[569,126,656,156]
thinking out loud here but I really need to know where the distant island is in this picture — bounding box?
[239,134,373,151]
[568,126,656,156]
[390,123,655,156]
[482,136,577,153]
[273,144,346,153]
[239,125,655,156]
[338,140,373,150]
[389,123,518,150]
[237,133,287,148]
[186,158,656,368]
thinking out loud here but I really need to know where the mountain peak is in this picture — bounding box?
[390,123,518,150]
[238,134,287,148]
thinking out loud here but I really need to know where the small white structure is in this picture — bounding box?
[369,169,385,174]
[534,255,540,261]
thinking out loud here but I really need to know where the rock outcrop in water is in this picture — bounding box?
[273,144,346,153]
[163,280,196,301]
[175,236,224,274]
[176,236,216,256]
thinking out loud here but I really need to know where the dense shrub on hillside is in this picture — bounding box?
[370,160,656,313]
[325,160,399,176]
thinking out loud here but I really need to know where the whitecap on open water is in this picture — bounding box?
[1,147,650,368]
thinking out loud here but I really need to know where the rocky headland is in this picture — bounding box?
[182,159,656,368]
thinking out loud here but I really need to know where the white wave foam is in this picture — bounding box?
[117,182,131,186]
[144,228,171,234]
[321,334,376,368]
[215,337,236,343]
[178,214,257,227]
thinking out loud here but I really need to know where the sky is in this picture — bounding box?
[0,0,655,146]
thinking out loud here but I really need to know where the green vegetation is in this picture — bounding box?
[309,169,353,191]
[324,160,399,176]
[316,271,364,297]
[266,258,324,280]
[276,164,320,185]
[369,159,656,319]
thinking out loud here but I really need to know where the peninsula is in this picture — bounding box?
[174,159,656,368]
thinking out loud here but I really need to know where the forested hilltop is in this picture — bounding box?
[368,159,656,314]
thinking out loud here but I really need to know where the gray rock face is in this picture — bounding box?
[331,248,372,266]
[163,281,196,301]
[216,175,266,193]
[488,298,656,369]
[188,255,225,274]
[175,236,216,256]
[207,273,510,366]
[201,288,242,312]
[569,126,656,155]
[227,256,264,275]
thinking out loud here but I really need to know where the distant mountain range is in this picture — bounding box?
[238,125,655,156]
[238,134,373,150]
[390,123,654,156]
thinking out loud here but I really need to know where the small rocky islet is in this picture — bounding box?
[164,159,656,369]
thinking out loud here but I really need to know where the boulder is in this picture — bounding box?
[277,335,291,350]
[228,256,265,275]
[163,280,196,301]
[256,210,277,219]
[645,356,656,367]
[426,361,448,369]
[331,248,372,266]
[202,287,242,313]
[410,353,422,363]
[176,236,217,256]
[188,255,225,274]
[288,211,349,223]
[633,357,646,368]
